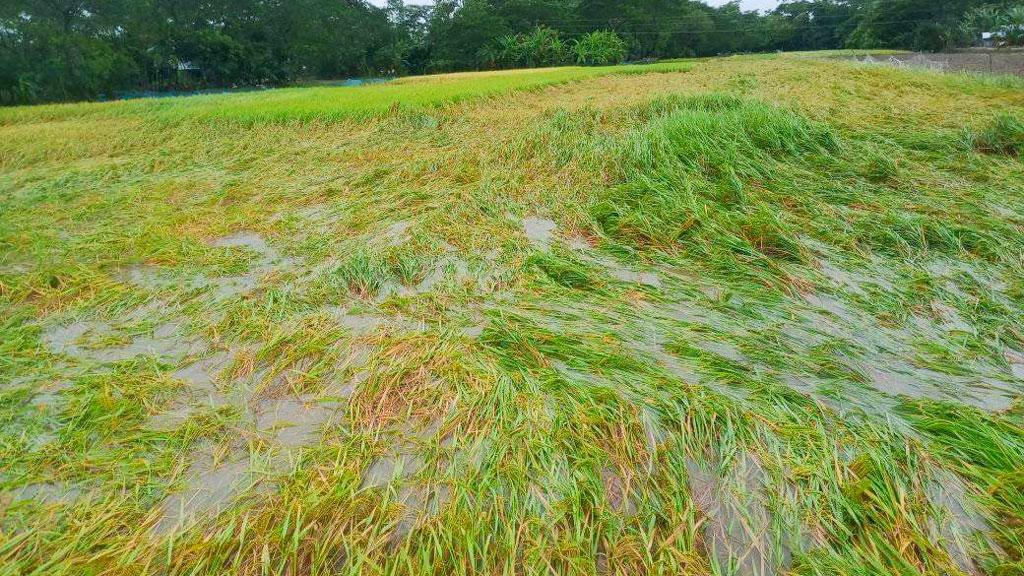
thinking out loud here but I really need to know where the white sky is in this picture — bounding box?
[367,1,783,13]
[706,0,781,11]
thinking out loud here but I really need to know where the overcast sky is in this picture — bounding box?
[367,1,782,13]
[705,0,780,10]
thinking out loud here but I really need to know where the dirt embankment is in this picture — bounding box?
[844,51,1024,76]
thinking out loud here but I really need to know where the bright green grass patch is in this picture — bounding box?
[588,91,1024,289]
[593,93,837,264]
[0,62,692,127]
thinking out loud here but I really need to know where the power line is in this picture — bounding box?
[484,17,968,36]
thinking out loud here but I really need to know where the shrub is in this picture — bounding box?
[573,31,627,66]
[487,27,569,69]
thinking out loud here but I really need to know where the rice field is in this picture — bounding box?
[1,52,1024,575]
[0,62,689,126]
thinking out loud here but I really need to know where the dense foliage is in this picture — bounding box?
[1,0,1021,105]
[573,31,628,66]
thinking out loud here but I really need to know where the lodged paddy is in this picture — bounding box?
[2,53,1024,575]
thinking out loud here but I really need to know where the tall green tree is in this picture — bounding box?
[848,0,992,51]
[2,0,1016,106]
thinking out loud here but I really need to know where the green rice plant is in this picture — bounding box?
[971,113,1024,157]
[593,94,835,270]
[526,249,598,290]
[320,249,389,299]
[0,63,691,127]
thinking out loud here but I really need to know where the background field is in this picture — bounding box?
[2,53,1024,576]
[0,63,691,126]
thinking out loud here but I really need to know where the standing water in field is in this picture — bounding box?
[523,217,558,249]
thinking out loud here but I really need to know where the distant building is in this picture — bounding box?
[174,61,202,85]
[981,25,1024,48]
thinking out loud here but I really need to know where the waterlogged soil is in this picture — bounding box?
[42,317,206,364]
[151,382,350,534]
[9,482,84,505]
[327,308,428,336]
[1006,349,1024,379]
[209,231,275,255]
[522,216,558,249]
[120,231,298,300]
[385,220,412,246]
[89,216,1020,554]
[358,423,453,545]
[927,470,1001,575]
[686,452,788,576]
[153,446,253,535]
[255,395,339,448]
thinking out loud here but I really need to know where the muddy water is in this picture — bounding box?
[385,220,412,246]
[152,446,253,535]
[521,253,1019,416]
[359,418,454,544]
[686,452,788,576]
[601,466,637,516]
[123,231,301,301]
[148,348,248,430]
[28,201,1022,554]
[42,321,92,356]
[326,307,428,336]
[43,317,207,365]
[781,274,1021,413]
[118,264,173,289]
[640,407,666,454]
[370,256,472,303]
[589,254,661,288]
[361,450,424,489]
[205,231,293,299]
[565,235,592,251]
[927,469,1001,575]
[523,217,557,249]
[699,339,747,365]
[152,383,349,533]
[255,395,339,448]
[210,231,275,256]
[388,481,450,546]
[814,257,895,295]
[173,350,237,391]
[332,311,387,335]
[564,232,662,288]
[803,292,860,325]
[857,357,1017,412]
[8,481,83,505]
[29,380,71,410]
[1006,349,1024,380]
[630,338,701,385]
[330,342,374,398]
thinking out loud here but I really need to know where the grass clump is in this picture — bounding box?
[972,113,1024,157]
[527,250,598,290]
[593,94,835,266]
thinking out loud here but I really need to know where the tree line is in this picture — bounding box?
[2,0,1022,106]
